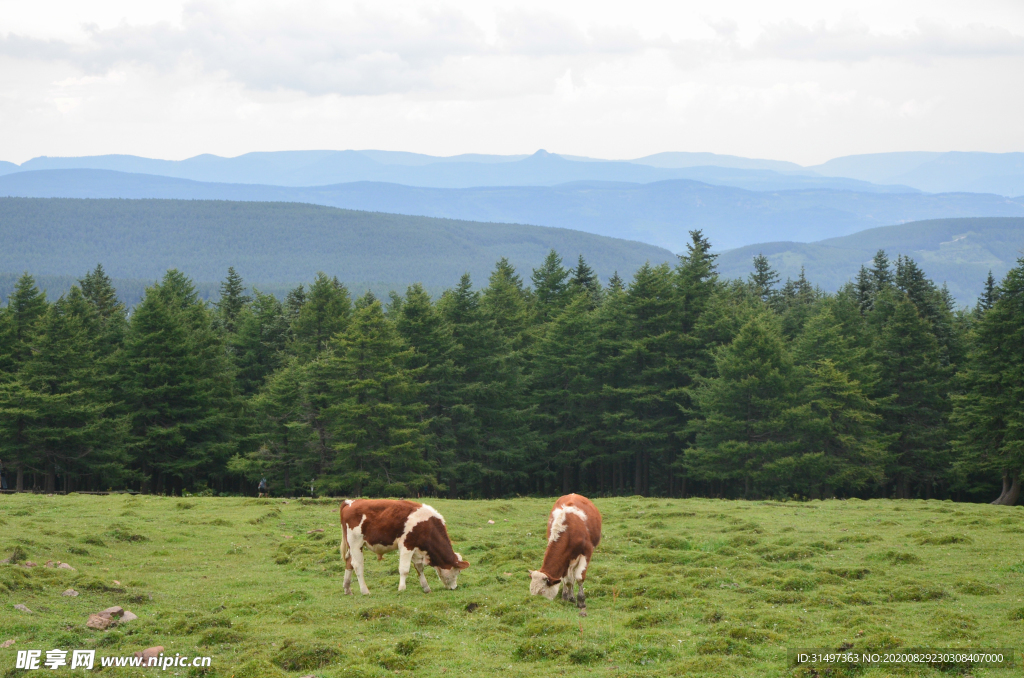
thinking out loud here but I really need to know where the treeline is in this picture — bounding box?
[0,231,1021,504]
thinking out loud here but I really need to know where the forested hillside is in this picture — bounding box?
[0,197,671,294]
[4,171,1024,251]
[717,217,1024,304]
[1,238,1020,506]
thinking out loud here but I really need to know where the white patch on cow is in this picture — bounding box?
[568,555,587,582]
[548,505,587,544]
[529,570,561,600]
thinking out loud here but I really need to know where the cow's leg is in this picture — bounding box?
[561,577,575,602]
[413,556,431,593]
[397,547,414,592]
[342,527,354,595]
[576,556,589,617]
[350,545,370,595]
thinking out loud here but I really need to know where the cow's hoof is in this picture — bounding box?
[422,587,432,594]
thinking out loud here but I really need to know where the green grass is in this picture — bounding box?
[1,495,1023,677]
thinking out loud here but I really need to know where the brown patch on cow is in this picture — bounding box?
[539,494,601,582]
[405,516,462,569]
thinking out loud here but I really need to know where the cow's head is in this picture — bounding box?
[435,553,470,589]
[528,570,560,600]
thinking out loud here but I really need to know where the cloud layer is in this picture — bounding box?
[1,0,1023,163]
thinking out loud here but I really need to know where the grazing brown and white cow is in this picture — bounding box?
[528,494,602,616]
[340,499,469,595]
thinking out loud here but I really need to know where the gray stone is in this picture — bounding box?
[57,563,76,571]
[13,604,32,613]
[61,589,79,597]
[121,610,138,622]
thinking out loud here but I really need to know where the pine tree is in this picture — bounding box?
[533,294,599,494]
[871,291,948,498]
[231,290,289,395]
[748,254,780,305]
[569,255,601,306]
[215,267,251,334]
[121,272,239,495]
[869,250,893,292]
[952,258,1024,505]
[602,263,683,495]
[6,273,48,365]
[855,266,873,311]
[321,300,431,496]
[285,284,307,320]
[396,283,461,492]
[438,273,539,497]
[290,273,351,362]
[784,360,890,497]
[482,258,530,345]
[531,250,571,323]
[79,265,124,321]
[976,270,998,315]
[239,359,318,494]
[8,290,126,492]
[685,314,800,497]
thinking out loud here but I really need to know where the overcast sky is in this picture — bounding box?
[2,0,1023,165]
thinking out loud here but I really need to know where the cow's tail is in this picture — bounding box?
[339,499,352,564]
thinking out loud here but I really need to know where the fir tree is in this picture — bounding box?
[322,300,431,496]
[976,270,998,315]
[531,250,571,323]
[871,292,948,498]
[121,272,238,494]
[215,267,251,334]
[532,294,599,493]
[869,250,893,292]
[685,314,800,498]
[396,283,461,491]
[748,254,780,305]
[569,255,601,306]
[232,290,289,395]
[6,273,48,366]
[952,258,1024,505]
[290,273,352,362]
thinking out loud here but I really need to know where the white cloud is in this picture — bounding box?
[0,0,1023,163]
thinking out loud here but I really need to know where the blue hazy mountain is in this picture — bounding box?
[716,217,1024,305]
[0,197,672,298]
[11,150,910,193]
[3,168,1024,252]
[810,152,1024,196]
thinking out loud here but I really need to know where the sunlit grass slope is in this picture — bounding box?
[2,495,1023,677]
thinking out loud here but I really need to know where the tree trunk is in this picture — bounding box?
[634,453,643,495]
[562,465,571,494]
[16,465,24,492]
[991,471,1021,506]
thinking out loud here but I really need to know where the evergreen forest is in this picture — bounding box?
[1,231,1021,506]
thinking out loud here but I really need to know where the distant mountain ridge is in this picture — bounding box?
[4,150,908,193]
[0,197,672,299]
[716,217,1024,305]
[3,168,1024,252]
[6,148,1024,195]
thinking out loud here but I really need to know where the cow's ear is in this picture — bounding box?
[457,560,470,570]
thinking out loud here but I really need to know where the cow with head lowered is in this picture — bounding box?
[340,499,469,595]
[528,494,602,616]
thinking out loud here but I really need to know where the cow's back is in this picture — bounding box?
[550,494,601,548]
[341,499,422,547]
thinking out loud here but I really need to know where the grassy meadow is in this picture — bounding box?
[1,494,1023,677]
